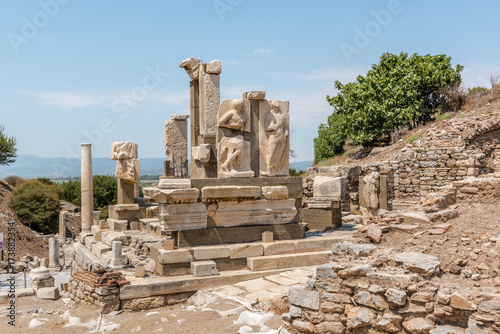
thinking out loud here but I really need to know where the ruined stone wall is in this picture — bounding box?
[68,267,128,313]
[284,244,500,333]
[394,110,500,201]
[305,110,500,206]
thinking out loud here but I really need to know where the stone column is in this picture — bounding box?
[58,211,66,241]
[164,115,189,178]
[110,241,123,271]
[48,237,60,268]
[81,143,93,234]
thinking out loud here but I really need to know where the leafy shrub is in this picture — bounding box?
[437,84,466,113]
[8,179,60,234]
[59,175,117,210]
[4,175,24,187]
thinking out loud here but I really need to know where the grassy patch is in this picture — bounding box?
[408,135,420,144]
[315,146,362,167]
[437,112,452,121]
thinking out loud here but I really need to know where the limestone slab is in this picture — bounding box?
[157,249,194,264]
[201,186,260,202]
[210,199,297,227]
[191,261,219,277]
[313,176,345,201]
[247,251,331,271]
[193,246,230,260]
[199,64,220,136]
[217,136,254,178]
[92,243,111,257]
[102,232,127,247]
[288,286,320,310]
[159,202,207,231]
[263,241,296,256]
[107,219,128,231]
[36,287,60,300]
[245,91,266,100]
[158,179,192,189]
[261,186,289,200]
[228,244,264,259]
[147,188,199,204]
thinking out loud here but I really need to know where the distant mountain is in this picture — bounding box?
[290,160,313,171]
[0,155,313,178]
[0,155,165,178]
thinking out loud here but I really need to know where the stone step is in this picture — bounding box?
[107,218,128,231]
[120,266,313,301]
[247,251,331,271]
[91,242,112,258]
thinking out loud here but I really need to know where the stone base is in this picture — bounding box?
[191,261,219,277]
[303,207,342,231]
[177,223,305,247]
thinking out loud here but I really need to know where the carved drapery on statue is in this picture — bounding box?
[259,100,290,177]
[362,172,380,210]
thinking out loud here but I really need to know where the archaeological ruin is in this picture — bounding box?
[61,58,500,333]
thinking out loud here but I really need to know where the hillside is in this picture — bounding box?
[0,181,48,261]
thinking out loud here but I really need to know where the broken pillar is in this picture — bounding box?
[81,143,93,234]
[110,241,123,271]
[48,237,60,269]
[179,57,220,178]
[58,211,66,241]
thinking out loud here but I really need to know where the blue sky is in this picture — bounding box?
[1,0,499,166]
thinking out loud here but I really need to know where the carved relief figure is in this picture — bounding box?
[218,100,246,131]
[362,172,380,210]
[218,135,253,178]
[263,100,289,176]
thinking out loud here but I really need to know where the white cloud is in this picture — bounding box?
[23,91,114,108]
[295,66,367,82]
[23,90,191,108]
[253,48,276,55]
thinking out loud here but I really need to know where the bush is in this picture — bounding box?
[314,113,348,163]
[4,175,24,188]
[59,179,81,206]
[93,175,117,209]
[437,84,466,113]
[8,179,60,234]
[59,175,117,210]
[316,52,463,162]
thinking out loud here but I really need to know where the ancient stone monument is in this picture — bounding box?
[164,114,189,178]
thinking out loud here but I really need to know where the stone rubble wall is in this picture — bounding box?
[68,267,129,313]
[305,110,500,205]
[284,244,500,334]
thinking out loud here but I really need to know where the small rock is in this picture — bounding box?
[450,292,477,311]
[292,320,314,334]
[385,288,407,306]
[368,225,382,244]
[449,264,462,274]
[403,317,435,334]
[346,307,376,328]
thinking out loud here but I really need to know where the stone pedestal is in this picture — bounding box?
[118,179,136,205]
[110,241,123,271]
[81,143,93,234]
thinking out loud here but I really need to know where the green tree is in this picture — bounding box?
[93,175,117,209]
[8,179,60,234]
[0,126,17,165]
[59,179,81,205]
[59,175,117,210]
[314,52,463,162]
